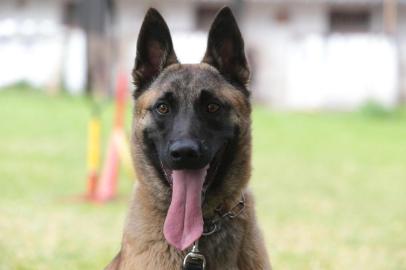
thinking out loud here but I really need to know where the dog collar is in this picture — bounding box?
[182,193,246,270]
[202,192,246,236]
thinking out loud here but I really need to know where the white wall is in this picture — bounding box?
[0,0,67,89]
[285,35,397,109]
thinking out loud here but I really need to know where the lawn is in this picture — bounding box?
[0,88,405,270]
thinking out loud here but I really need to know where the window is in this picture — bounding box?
[274,7,291,25]
[329,9,371,33]
[62,1,79,27]
[15,0,27,8]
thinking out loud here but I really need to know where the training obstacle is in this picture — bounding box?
[84,70,135,202]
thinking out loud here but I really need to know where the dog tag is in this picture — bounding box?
[182,241,206,270]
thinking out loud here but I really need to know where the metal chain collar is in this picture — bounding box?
[182,193,246,270]
[202,193,246,236]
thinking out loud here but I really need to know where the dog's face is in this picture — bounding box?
[131,7,251,250]
[142,65,238,174]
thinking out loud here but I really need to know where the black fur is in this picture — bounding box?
[132,8,178,97]
[203,7,250,93]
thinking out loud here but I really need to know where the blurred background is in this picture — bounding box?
[0,0,405,269]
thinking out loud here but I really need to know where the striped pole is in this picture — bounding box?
[95,70,133,202]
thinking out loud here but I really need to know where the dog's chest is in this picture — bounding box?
[190,220,244,269]
[121,217,245,270]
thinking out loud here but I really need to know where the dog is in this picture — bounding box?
[106,7,271,270]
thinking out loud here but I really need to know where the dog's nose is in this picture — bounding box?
[170,139,200,161]
[166,139,209,170]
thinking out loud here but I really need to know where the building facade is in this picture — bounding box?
[1,0,406,109]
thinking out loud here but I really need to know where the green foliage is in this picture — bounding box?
[1,81,41,92]
[358,101,396,119]
[0,90,405,269]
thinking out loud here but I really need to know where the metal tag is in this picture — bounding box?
[182,241,206,270]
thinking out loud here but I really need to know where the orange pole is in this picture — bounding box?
[95,71,129,202]
[114,71,128,129]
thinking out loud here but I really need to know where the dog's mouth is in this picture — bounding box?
[161,145,225,192]
[160,144,226,251]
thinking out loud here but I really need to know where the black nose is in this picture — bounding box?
[168,139,205,169]
[170,139,200,160]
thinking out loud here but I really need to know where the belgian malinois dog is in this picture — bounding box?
[106,7,271,270]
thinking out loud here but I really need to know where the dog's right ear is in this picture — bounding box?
[132,8,178,97]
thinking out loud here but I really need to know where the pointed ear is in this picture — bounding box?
[202,7,250,88]
[133,8,178,95]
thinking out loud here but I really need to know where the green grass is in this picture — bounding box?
[1,89,405,269]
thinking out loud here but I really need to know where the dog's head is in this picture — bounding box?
[131,7,251,251]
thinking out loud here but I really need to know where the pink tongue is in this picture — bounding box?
[163,168,207,251]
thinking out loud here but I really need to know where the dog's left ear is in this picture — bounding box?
[202,7,250,88]
[133,8,178,96]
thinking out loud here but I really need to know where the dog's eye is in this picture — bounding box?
[156,103,170,115]
[207,103,220,113]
